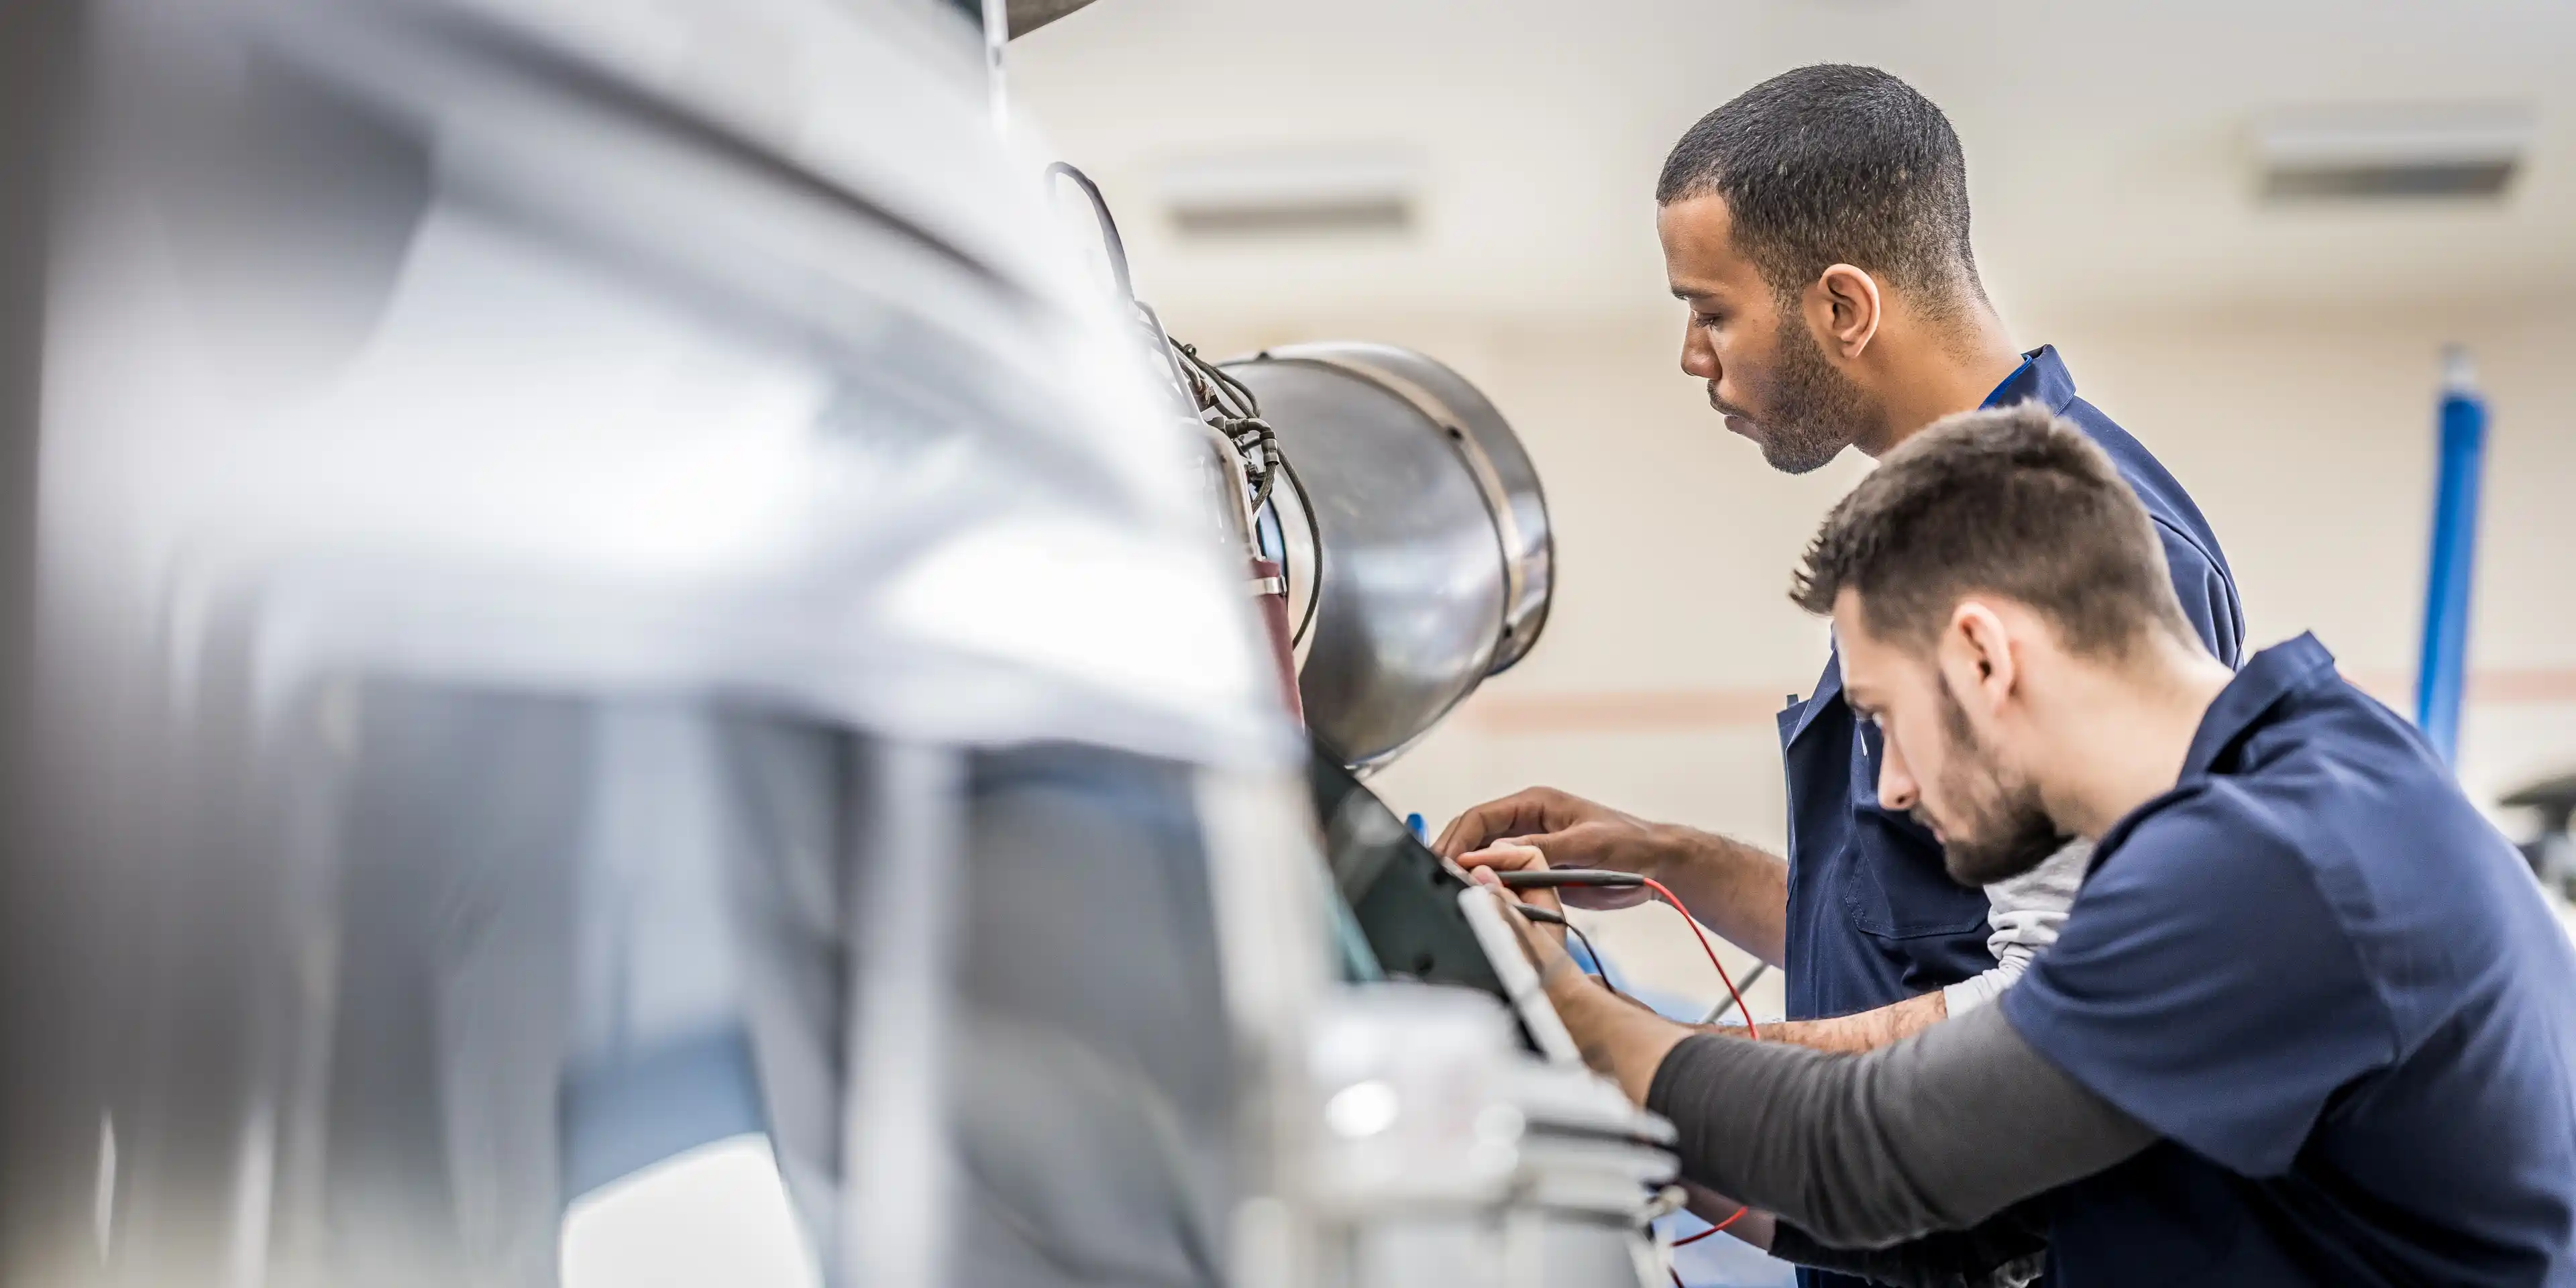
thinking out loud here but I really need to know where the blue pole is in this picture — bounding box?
[2414,345,2488,765]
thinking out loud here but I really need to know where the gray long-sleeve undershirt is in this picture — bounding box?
[1646,1002,2157,1253]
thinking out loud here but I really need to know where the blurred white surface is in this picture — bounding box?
[561,1135,820,1288]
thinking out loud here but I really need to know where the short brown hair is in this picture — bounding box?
[1790,402,2194,655]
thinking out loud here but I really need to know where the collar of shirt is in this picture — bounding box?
[2095,632,2338,857]
[2180,631,2337,776]
[1983,345,2078,414]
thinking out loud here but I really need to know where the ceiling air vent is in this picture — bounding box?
[2255,104,2531,203]
[1157,149,1417,239]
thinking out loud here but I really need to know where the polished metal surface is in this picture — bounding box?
[11,3,1305,1285]
[1224,343,1554,768]
[4,3,1656,1287]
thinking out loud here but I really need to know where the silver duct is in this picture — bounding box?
[1226,345,1554,769]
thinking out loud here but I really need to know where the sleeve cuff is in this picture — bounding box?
[1942,953,2033,1016]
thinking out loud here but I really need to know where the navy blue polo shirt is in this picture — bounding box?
[2000,634,2576,1286]
[1778,346,2245,1023]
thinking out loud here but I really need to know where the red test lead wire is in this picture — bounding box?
[1635,875,1757,1042]
[1633,873,1755,1257]
[1668,1203,1750,1287]
[1493,865,1759,1267]
[1671,1203,1746,1246]
[1496,868,1756,1038]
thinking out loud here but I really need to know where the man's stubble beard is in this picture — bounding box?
[1925,680,2071,888]
[1732,306,1877,476]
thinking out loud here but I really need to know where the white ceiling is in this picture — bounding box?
[1010,0,2576,331]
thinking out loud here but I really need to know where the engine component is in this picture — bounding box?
[1225,345,1555,769]
[9,5,1309,1288]
[9,2,1633,1285]
[1042,164,1555,769]
[1302,987,1678,1288]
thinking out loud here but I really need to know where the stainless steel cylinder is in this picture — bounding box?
[1223,345,1554,769]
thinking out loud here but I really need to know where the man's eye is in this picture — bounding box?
[1695,313,1724,329]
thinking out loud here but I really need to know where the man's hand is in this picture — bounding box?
[1440,786,1794,967]
[1460,845,1570,964]
[1436,787,1670,911]
[1458,857,1698,1102]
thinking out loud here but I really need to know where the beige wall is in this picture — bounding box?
[1174,297,2576,1012]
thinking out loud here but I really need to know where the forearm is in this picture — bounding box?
[1646,824,1789,967]
[1747,989,1946,1054]
[1644,1004,2155,1248]
[1542,951,1698,1104]
[1546,949,1945,1087]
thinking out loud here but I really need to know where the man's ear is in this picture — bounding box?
[1808,264,1883,360]
[1945,601,2019,714]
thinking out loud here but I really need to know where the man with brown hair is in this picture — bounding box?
[1471,405,2576,1287]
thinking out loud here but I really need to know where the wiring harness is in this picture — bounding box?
[1499,867,1756,1276]
[1044,160,1287,521]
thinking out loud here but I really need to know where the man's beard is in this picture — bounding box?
[1716,307,1876,475]
[1924,681,2070,887]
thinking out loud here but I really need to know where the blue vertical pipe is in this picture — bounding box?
[2414,345,2488,765]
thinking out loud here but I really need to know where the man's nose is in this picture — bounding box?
[1680,326,1717,379]
[1878,740,1919,812]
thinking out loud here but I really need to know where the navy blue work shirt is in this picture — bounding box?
[2001,634,2576,1286]
[1778,346,2246,1023]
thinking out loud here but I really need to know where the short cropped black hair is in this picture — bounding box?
[1790,402,2194,657]
[1659,64,1981,311]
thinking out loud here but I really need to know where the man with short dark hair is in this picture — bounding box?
[1439,64,2243,1061]
[1470,405,2576,1288]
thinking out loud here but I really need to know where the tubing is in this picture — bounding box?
[2414,345,2487,765]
